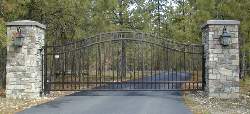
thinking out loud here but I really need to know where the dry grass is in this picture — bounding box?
[0,86,75,113]
[0,97,54,114]
[183,95,210,114]
[0,88,5,97]
[240,76,250,96]
[0,90,74,114]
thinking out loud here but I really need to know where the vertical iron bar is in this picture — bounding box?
[137,44,140,89]
[171,49,174,89]
[158,47,161,90]
[103,42,106,89]
[87,47,90,88]
[192,46,195,90]
[43,47,46,93]
[98,36,102,88]
[41,48,44,93]
[176,50,178,90]
[151,45,153,89]
[82,41,86,89]
[71,48,74,90]
[154,47,157,89]
[51,45,54,90]
[74,43,77,90]
[96,44,98,88]
[112,41,115,89]
[129,51,132,89]
[164,45,166,89]
[79,43,82,90]
[202,45,206,90]
[62,46,65,90]
[66,47,69,89]
[184,46,186,90]
[179,47,182,90]
[133,47,136,89]
[117,45,119,89]
[167,45,170,89]
[188,46,191,90]
[141,41,144,89]
[196,52,199,90]
[121,40,126,88]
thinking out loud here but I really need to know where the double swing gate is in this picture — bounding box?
[42,31,205,92]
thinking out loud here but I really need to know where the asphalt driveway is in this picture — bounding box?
[18,73,192,114]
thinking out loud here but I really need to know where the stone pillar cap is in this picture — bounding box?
[6,20,46,29]
[202,20,240,29]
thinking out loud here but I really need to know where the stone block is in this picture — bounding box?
[209,74,217,79]
[235,77,240,82]
[219,93,229,99]
[7,66,26,72]
[219,68,233,76]
[210,49,222,54]
[226,75,234,81]
[226,93,239,99]
[229,49,239,54]
[232,60,239,65]
[231,38,238,44]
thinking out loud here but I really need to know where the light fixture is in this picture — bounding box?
[14,27,24,47]
[220,26,231,46]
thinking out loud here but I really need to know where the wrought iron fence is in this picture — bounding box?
[240,51,250,78]
[42,31,204,92]
[0,47,6,89]
[239,35,250,79]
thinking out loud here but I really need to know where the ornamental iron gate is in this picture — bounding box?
[0,47,6,89]
[42,31,204,92]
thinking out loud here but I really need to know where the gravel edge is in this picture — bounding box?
[183,91,250,114]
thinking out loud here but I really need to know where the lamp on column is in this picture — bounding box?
[14,27,24,47]
[220,26,231,46]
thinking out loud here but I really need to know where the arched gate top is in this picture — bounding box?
[45,31,203,54]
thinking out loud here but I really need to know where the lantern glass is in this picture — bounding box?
[14,36,24,47]
[222,36,230,46]
[220,27,231,46]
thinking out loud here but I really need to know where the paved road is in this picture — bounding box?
[18,73,192,114]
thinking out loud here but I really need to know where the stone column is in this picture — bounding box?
[6,20,46,99]
[202,20,240,98]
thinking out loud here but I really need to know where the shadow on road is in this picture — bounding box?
[67,90,182,96]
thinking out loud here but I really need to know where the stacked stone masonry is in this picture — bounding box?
[202,20,240,98]
[6,20,45,99]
